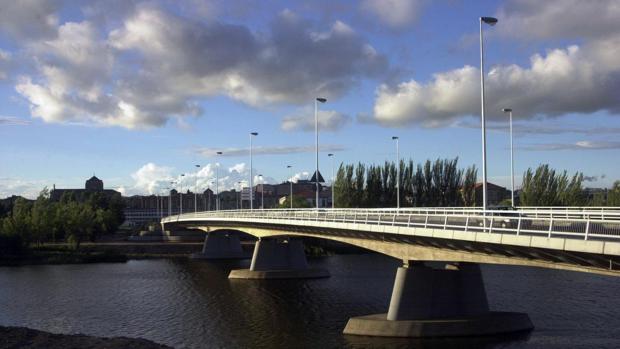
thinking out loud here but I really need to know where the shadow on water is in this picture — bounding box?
[343,331,532,349]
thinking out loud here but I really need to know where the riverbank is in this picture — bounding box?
[0,326,172,349]
[0,247,128,267]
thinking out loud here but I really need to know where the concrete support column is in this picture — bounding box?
[250,238,308,271]
[229,238,329,279]
[190,231,248,259]
[387,262,489,320]
[344,261,533,337]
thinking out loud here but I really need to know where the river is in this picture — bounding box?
[1,254,619,348]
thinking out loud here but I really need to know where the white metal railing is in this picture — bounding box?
[161,208,620,241]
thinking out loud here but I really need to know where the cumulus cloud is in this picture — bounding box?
[281,107,350,132]
[520,141,620,151]
[369,39,620,127]
[0,0,60,41]
[196,144,346,157]
[497,0,620,40]
[361,0,423,29]
[8,4,388,129]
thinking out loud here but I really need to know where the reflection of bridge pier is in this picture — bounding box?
[344,261,533,337]
[229,238,330,279]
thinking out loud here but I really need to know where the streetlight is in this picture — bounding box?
[216,151,222,211]
[194,164,200,213]
[328,153,335,209]
[315,97,327,209]
[250,132,258,210]
[480,16,498,211]
[287,165,293,209]
[179,174,185,214]
[502,108,515,207]
[258,174,264,209]
[392,136,400,209]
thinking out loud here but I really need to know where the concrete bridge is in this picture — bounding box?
[161,207,620,338]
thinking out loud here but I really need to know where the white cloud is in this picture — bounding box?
[0,0,59,41]
[128,163,174,195]
[196,144,346,157]
[497,0,620,40]
[361,0,422,29]
[9,4,388,129]
[0,178,49,200]
[369,38,620,127]
[0,116,30,126]
[520,140,620,151]
[281,107,350,132]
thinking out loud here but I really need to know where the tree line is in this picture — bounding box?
[333,159,620,208]
[333,158,478,208]
[0,189,125,253]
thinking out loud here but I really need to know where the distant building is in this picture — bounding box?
[474,182,510,207]
[50,176,120,202]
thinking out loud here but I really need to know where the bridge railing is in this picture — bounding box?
[161,208,620,241]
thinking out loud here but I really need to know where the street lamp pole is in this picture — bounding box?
[194,164,200,213]
[503,108,515,207]
[216,151,222,211]
[480,16,498,211]
[315,97,327,209]
[169,182,174,216]
[237,181,243,209]
[328,153,334,209]
[287,165,293,209]
[392,136,400,209]
[250,132,258,210]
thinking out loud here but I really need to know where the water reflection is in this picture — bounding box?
[1,254,619,348]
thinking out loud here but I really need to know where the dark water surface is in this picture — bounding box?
[1,254,619,349]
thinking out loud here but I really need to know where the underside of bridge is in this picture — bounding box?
[163,219,619,337]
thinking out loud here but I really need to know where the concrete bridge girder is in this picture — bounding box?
[176,221,620,277]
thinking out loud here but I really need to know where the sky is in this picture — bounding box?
[1,0,619,199]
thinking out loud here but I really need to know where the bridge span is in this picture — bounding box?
[161,207,620,338]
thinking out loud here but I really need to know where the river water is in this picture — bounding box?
[1,254,619,349]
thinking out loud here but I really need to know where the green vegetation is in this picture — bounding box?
[520,164,585,206]
[0,188,125,254]
[333,158,478,207]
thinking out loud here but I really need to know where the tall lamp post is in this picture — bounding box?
[287,165,293,209]
[216,151,222,211]
[179,174,185,214]
[194,164,200,213]
[258,174,264,209]
[250,132,258,210]
[328,153,335,209]
[479,16,498,211]
[392,136,400,209]
[315,97,327,209]
[502,108,515,207]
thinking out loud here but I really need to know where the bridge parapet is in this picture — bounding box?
[162,208,620,242]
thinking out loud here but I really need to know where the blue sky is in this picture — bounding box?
[1,0,619,198]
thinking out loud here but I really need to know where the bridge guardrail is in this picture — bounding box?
[161,208,620,241]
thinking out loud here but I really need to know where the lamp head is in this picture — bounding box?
[195,164,200,167]
[481,17,498,25]
[287,165,292,168]
[316,97,327,103]
[216,151,223,155]
[328,153,333,157]
[392,136,399,140]
[250,132,258,136]
[502,108,512,113]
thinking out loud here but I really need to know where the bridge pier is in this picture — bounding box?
[343,262,533,337]
[228,238,330,279]
[191,231,249,259]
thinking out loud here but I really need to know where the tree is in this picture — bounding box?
[608,181,620,206]
[520,164,584,206]
[462,165,477,207]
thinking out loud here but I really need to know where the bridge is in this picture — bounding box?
[161,207,620,338]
